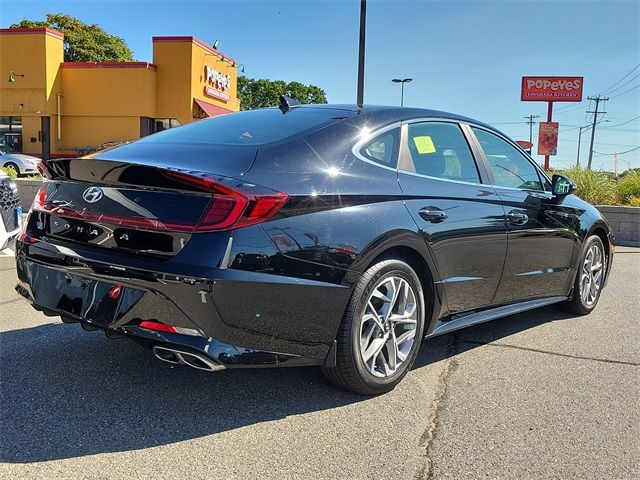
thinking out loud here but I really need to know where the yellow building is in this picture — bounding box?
[0,27,240,159]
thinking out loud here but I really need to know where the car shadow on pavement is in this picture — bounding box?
[413,305,577,368]
[0,305,572,463]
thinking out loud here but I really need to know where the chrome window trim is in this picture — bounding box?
[468,123,552,193]
[351,122,402,173]
[398,118,488,187]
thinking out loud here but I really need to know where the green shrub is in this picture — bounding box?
[0,166,18,180]
[629,197,640,207]
[560,167,617,205]
[615,173,640,203]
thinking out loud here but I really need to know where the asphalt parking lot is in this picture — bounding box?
[0,246,638,479]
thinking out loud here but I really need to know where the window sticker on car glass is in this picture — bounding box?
[413,135,436,154]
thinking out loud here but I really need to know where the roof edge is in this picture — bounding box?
[0,27,64,40]
[61,61,157,71]
[152,36,237,65]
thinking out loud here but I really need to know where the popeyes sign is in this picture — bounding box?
[204,65,232,102]
[521,76,583,102]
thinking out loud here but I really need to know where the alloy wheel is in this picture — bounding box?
[580,243,604,307]
[359,275,418,378]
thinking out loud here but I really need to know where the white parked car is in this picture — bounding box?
[0,146,40,176]
[0,169,21,250]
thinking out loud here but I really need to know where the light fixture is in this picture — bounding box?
[212,39,219,50]
[236,63,245,73]
[391,78,413,106]
[8,71,24,83]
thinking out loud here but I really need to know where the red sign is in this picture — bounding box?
[521,76,583,102]
[516,140,533,150]
[538,122,559,156]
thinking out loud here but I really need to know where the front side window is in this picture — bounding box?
[472,128,544,191]
[359,128,399,168]
[405,122,480,183]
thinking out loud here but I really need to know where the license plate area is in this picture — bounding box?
[29,264,123,326]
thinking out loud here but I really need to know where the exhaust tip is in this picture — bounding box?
[153,346,181,364]
[152,346,224,372]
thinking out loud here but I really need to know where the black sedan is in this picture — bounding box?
[15,101,614,394]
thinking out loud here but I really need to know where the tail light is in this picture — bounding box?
[138,320,203,337]
[162,171,288,232]
[30,171,288,234]
[37,160,47,176]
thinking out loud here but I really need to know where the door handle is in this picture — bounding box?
[418,207,448,223]
[506,209,529,225]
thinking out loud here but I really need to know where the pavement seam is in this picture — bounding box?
[416,333,459,480]
[461,340,640,366]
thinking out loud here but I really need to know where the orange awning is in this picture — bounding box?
[194,98,233,118]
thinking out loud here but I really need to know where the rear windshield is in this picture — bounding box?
[138,107,354,146]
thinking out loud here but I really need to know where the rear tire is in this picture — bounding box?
[561,235,606,315]
[322,258,426,395]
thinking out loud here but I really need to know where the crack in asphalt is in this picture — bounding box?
[0,297,21,307]
[416,333,459,480]
[461,340,640,367]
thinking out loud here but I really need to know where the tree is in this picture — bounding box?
[237,76,327,110]
[11,14,133,62]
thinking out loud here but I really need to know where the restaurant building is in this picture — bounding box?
[0,27,240,159]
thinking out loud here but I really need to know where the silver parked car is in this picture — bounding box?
[0,146,40,176]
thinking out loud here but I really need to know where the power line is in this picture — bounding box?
[593,146,640,156]
[609,83,640,99]
[602,115,640,128]
[599,64,640,94]
[604,73,640,95]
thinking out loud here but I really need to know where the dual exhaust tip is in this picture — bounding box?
[153,345,225,372]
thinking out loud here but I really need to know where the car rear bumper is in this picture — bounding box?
[15,239,351,369]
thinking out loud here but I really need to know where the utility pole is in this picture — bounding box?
[586,95,608,170]
[524,114,539,154]
[576,125,590,166]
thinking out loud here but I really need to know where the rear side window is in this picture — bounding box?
[359,128,399,168]
[137,108,353,146]
[472,128,544,191]
[405,122,480,183]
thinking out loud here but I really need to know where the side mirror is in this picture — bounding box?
[551,174,576,196]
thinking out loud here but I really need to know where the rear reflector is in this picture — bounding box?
[138,320,203,337]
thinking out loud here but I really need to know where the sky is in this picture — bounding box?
[2,0,639,171]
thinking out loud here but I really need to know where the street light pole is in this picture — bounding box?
[356,0,367,107]
[392,78,412,106]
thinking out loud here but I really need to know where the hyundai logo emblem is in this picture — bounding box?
[82,186,104,204]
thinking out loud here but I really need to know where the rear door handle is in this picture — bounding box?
[418,207,448,223]
[506,209,529,225]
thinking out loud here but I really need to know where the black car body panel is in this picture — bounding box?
[15,105,614,371]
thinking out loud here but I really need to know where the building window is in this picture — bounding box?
[0,116,23,153]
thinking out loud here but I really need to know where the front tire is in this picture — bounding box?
[3,162,19,176]
[561,235,606,315]
[322,258,426,395]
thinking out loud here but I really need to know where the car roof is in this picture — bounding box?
[295,104,495,131]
